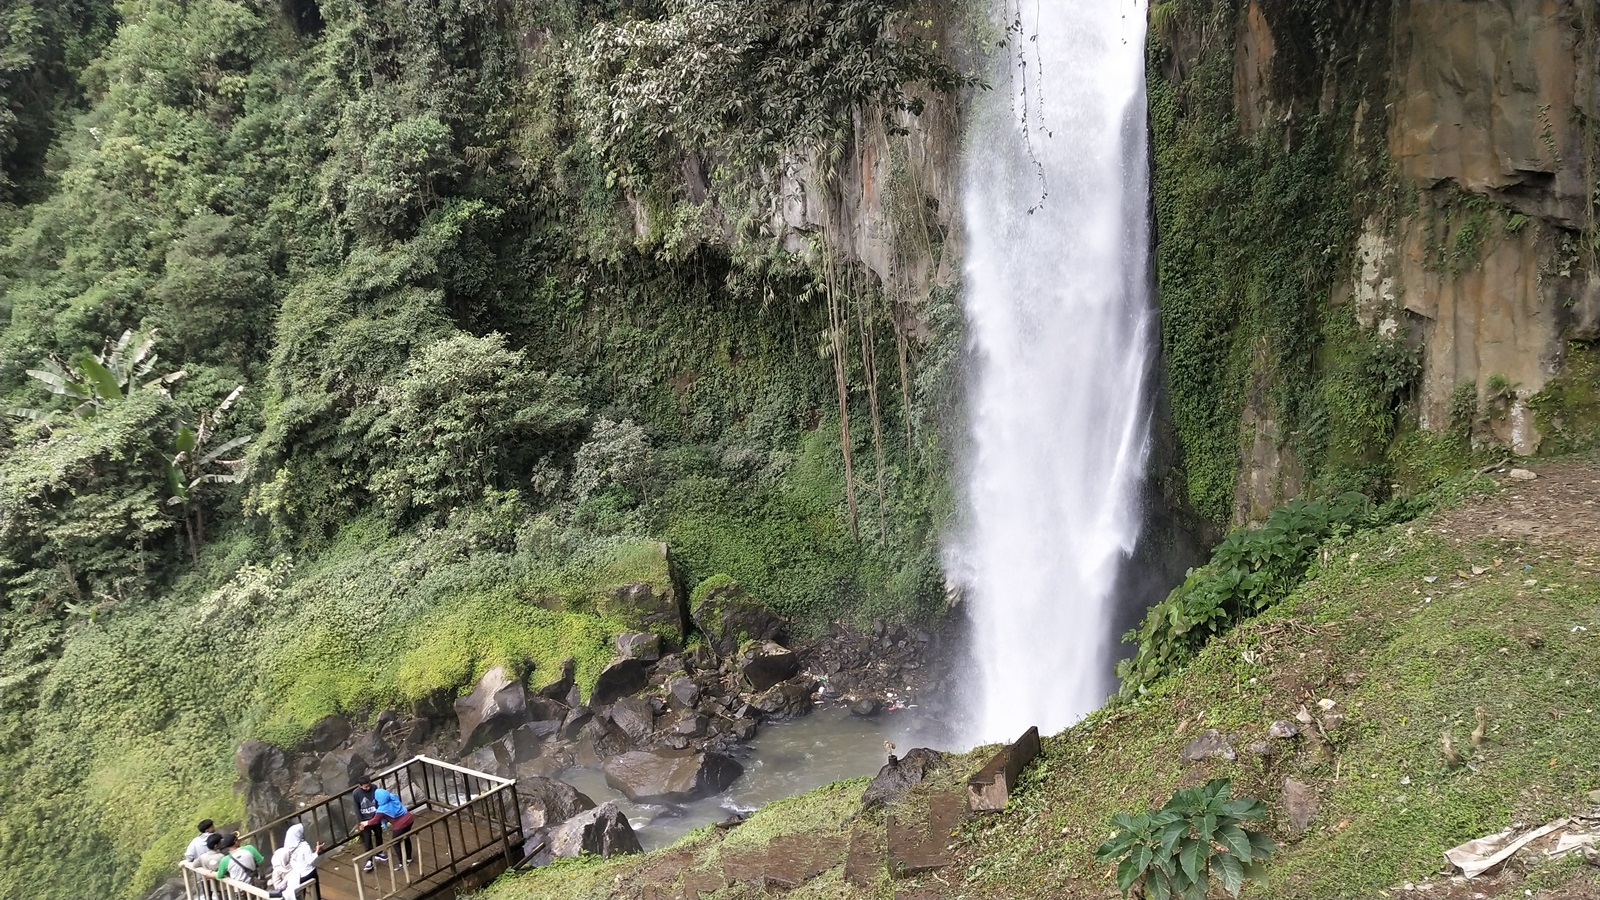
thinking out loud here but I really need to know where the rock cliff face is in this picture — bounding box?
[1162,0,1600,522]
[1363,1,1599,448]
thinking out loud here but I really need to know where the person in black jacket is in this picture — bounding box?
[351,777,387,872]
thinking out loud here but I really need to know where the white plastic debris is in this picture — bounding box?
[1445,819,1568,878]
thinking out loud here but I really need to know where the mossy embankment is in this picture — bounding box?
[476,462,1600,900]
[0,514,666,900]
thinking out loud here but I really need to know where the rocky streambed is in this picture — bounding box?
[230,581,958,873]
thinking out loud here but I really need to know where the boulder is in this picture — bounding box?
[602,749,745,803]
[574,719,630,767]
[517,755,567,779]
[1180,730,1237,763]
[535,659,576,701]
[400,716,434,751]
[606,696,657,744]
[672,714,708,737]
[454,666,530,751]
[615,631,662,662]
[303,715,352,753]
[849,698,883,717]
[561,706,594,740]
[243,783,292,829]
[546,802,642,859]
[464,744,511,779]
[665,676,701,709]
[518,776,596,830]
[591,657,648,706]
[690,576,788,656]
[234,741,290,785]
[684,643,718,673]
[352,730,395,768]
[592,543,687,641]
[1267,720,1300,739]
[520,719,562,744]
[738,640,800,691]
[315,748,370,796]
[654,654,687,676]
[862,748,944,809]
[749,677,817,719]
[526,695,570,723]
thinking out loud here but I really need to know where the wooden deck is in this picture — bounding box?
[313,809,515,900]
[204,757,524,900]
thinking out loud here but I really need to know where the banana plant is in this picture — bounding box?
[6,329,186,420]
[168,385,251,560]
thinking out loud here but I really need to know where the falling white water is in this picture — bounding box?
[952,1,1154,745]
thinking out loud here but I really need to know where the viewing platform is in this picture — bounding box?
[181,756,524,900]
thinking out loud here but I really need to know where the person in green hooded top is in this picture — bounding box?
[215,832,266,888]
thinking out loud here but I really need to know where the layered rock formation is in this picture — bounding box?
[1166,0,1600,521]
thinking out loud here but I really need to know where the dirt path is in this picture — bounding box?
[1429,460,1600,560]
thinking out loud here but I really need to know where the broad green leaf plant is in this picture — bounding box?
[1095,779,1277,900]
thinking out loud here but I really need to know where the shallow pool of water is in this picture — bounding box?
[559,706,944,850]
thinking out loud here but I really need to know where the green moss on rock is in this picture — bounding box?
[689,575,788,656]
[1530,342,1600,454]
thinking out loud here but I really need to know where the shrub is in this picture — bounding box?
[367,332,587,523]
[1117,492,1375,698]
[1095,779,1276,900]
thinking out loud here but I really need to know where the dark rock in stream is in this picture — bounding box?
[738,640,800,691]
[591,657,649,706]
[606,696,656,743]
[749,676,817,719]
[519,776,597,831]
[603,748,745,803]
[849,697,883,717]
[545,802,641,860]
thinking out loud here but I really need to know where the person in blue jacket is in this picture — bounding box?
[359,787,415,870]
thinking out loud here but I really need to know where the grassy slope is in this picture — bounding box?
[477,465,1600,899]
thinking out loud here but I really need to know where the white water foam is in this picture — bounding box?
[952,0,1155,745]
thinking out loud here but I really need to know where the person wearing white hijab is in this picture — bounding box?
[268,823,323,900]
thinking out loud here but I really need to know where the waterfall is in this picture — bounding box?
[952,1,1155,745]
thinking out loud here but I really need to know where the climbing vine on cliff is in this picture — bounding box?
[1148,0,1397,522]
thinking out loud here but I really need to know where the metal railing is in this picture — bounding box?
[183,755,522,900]
[346,757,523,900]
[178,861,320,900]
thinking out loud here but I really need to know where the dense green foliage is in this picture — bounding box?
[1118,491,1400,698]
[0,2,965,897]
[1095,779,1276,900]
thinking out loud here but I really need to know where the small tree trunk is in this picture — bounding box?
[825,251,860,541]
[857,288,888,542]
[184,506,200,564]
